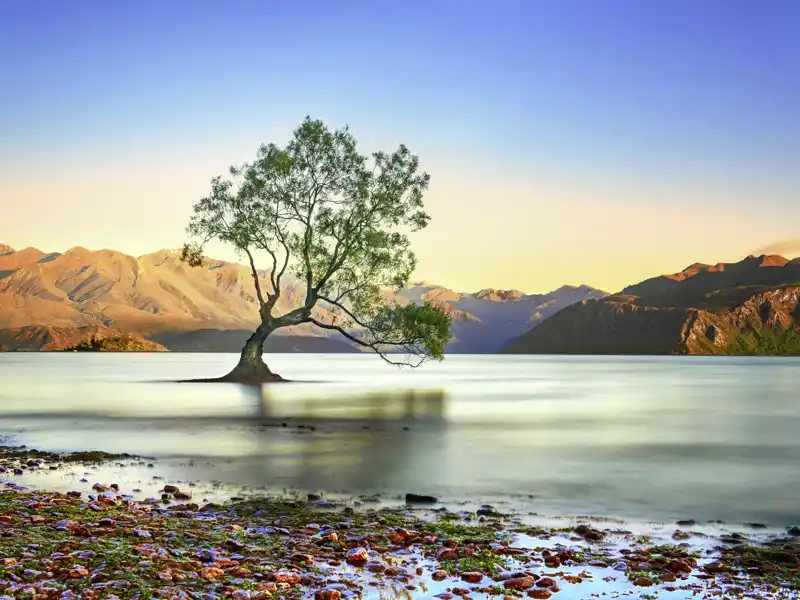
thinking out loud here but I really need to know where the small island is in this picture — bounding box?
[64,334,167,352]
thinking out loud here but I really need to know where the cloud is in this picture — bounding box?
[752,238,800,257]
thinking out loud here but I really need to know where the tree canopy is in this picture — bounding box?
[182,117,451,370]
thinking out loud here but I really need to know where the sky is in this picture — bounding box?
[1,0,799,294]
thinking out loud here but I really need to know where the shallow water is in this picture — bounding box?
[1,352,799,526]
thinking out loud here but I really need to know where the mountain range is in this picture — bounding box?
[0,243,605,352]
[505,254,800,355]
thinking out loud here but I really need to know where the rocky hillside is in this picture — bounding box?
[396,283,606,352]
[504,255,800,355]
[0,243,604,352]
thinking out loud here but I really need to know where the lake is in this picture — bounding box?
[0,352,799,527]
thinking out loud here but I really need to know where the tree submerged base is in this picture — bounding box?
[177,361,288,385]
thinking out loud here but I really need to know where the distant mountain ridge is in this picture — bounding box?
[0,243,606,352]
[505,254,800,355]
[403,282,606,352]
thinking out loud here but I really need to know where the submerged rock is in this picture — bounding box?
[574,523,604,541]
[405,493,438,504]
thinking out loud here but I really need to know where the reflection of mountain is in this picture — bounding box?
[0,243,605,353]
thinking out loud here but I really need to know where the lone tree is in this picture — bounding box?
[182,117,452,382]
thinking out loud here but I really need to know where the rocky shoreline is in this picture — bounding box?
[1,444,799,599]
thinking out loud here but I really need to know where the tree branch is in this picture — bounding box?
[314,192,387,294]
[318,295,372,329]
[307,317,425,367]
[252,232,279,297]
[243,247,266,307]
[331,280,369,304]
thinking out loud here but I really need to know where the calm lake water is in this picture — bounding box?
[0,353,799,526]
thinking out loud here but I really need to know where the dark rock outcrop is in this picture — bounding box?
[505,255,800,355]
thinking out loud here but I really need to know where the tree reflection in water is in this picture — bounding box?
[238,385,449,495]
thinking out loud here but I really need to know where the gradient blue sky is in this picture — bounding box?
[2,0,799,293]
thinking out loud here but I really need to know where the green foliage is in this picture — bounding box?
[440,549,506,575]
[726,324,800,355]
[429,518,499,540]
[183,117,451,366]
[725,541,800,590]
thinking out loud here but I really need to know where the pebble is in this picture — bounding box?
[536,577,557,589]
[292,553,313,565]
[436,547,458,561]
[199,566,223,580]
[67,565,88,579]
[365,561,386,573]
[346,547,369,565]
[504,577,535,590]
[274,572,301,585]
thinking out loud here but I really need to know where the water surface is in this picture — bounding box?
[1,353,798,525]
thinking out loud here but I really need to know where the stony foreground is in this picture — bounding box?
[0,446,799,599]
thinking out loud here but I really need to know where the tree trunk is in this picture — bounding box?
[221,324,285,383]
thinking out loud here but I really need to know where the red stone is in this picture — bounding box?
[504,577,535,590]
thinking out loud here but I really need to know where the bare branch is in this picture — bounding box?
[252,232,279,296]
[318,295,371,328]
[243,247,266,306]
[332,281,369,304]
[307,317,425,367]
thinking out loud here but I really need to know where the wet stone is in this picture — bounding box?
[436,546,458,561]
[291,553,313,565]
[274,572,301,585]
[405,493,438,504]
[345,547,369,565]
[504,577,535,590]
[365,561,386,573]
